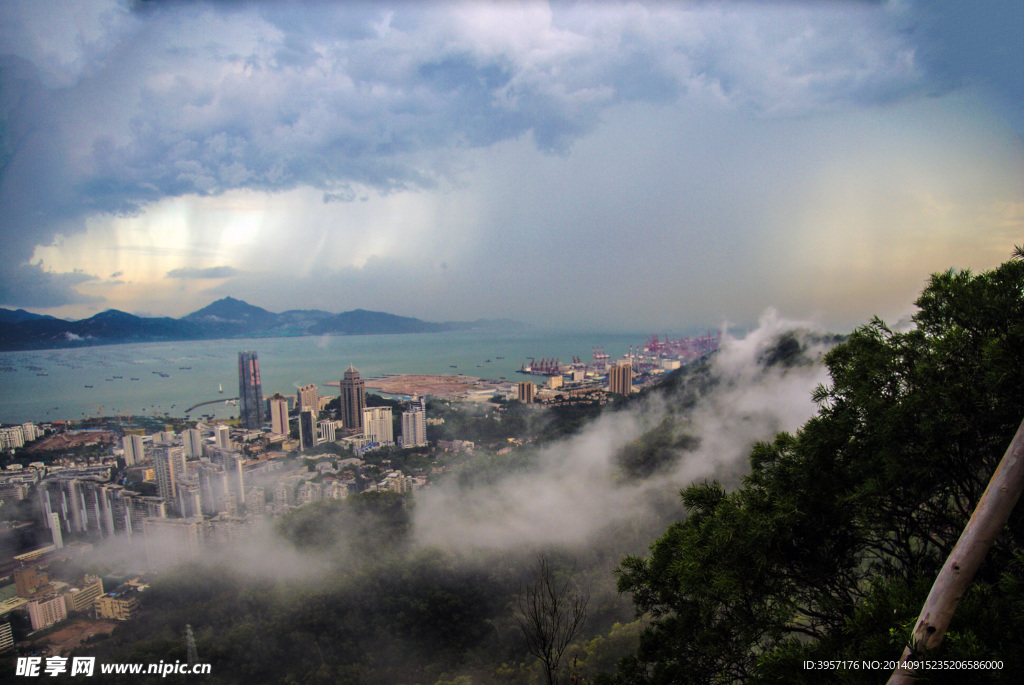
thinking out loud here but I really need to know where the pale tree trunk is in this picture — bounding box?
[888,416,1024,684]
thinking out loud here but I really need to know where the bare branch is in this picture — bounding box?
[515,555,590,685]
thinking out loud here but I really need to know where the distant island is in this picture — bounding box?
[0,297,522,351]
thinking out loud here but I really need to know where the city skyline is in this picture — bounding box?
[1,1,1022,333]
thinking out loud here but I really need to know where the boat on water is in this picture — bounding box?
[218,383,223,393]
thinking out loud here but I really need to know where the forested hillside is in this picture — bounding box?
[609,249,1024,684]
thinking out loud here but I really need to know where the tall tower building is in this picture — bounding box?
[269,394,289,436]
[48,511,63,549]
[517,381,535,404]
[153,447,186,503]
[122,434,144,466]
[298,409,317,450]
[608,361,633,395]
[215,424,231,450]
[183,428,203,459]
[401,397,427,448]
[363,406,394,446]
[237,351,264,429]
[339,365,366,433]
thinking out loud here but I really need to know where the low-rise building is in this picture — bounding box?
[94,586,139,621]
[62,575,104,614]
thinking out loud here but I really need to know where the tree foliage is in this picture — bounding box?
[613,251,1024,683]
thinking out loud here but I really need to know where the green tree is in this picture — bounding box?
[613,250,1024,683]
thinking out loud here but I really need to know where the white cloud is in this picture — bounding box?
[412,312,833,551]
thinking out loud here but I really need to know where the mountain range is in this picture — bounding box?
[0,297,521,351]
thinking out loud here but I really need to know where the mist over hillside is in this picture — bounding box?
[413,309,834,552]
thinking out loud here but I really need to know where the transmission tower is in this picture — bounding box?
[185,624,198,665]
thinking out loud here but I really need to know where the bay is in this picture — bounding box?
[0,329,643,425]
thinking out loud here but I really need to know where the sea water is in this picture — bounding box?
[0,329,642,424]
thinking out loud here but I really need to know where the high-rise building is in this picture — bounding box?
[363,406,394,446]
[297,384,320,412]
[48,511,63,549]
[608,361,633,395]
[339,365,366,433]
[401,398,427,448]
[177,477,203,518]
[269,393,290,436]
[215,424,231,450]
[143,517,206,569]
[517,381,535,404]
[238,351,264,429]
[196,460,227,516]
[0,426,24,450]
[153,430,175,445]
[153,447,185,503]
[221,452,246,506]
[298,409,317,450]
[122,434,144,466]
[27,594,67,631]
[183,428,203,459]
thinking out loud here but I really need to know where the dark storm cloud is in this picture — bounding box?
[0,264,103,308]
[0,0,1016,309]
[165,265,241,279]
[901,0,1024,134]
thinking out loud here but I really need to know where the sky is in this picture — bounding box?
[1,0,1022,333]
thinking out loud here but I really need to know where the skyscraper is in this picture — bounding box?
[122,434,144,466]
[269,394,289,436]
[517,381,535,404]
[339,365,366,433]
[608,361,633,395]
[363,406,394,446]
[153,447,185,503]
[238,351,264,429]
[215,424,231,450]
[298,409,317,450]
[401,397,427,448]
[183,428,203,459]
